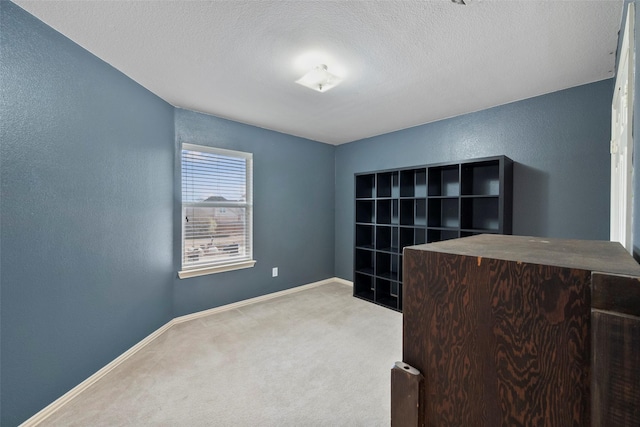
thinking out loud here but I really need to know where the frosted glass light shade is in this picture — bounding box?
[295,64,342,92]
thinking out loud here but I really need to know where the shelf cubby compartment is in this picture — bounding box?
[355,224,374,249]
[399,227,427,250]
[354,273,374,301]
[427,228,460,243]
[415,169,427,198]
[377,171,399,198]
[398,257,404,282]
[376,226,391,252]
[355,174,375,199]
[400,168,427,198]
[400,199,415,225]
[392,200,399,224]
[376,252,399,280]
[400,170,416,197]
[391,254,400,280]
[376,226,399,252]
[356,200,375,224]
[391,227,399,253]
[377,200,391,224]
[375,278,399,310]
[461,197,500,231]
[355,248,374,275]
[377,199,399,225]
[461,160,500,196]
[428,165,460,197]
[428,198,459,228]
[415,199,427,226]
[400,227,414,249]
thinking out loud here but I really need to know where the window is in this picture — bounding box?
[179,143,254,278]
[611,2,635,254]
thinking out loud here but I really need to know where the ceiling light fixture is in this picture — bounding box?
[295,64,342,93]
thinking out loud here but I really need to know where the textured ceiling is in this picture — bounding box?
[14,0,623,145]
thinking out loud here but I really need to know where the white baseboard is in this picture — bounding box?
[19,277,351,426]
[332,277,353,287]
[174,277,351,324]
[19,320,174,427]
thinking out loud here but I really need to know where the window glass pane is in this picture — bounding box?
[181,144,253,272]
[183,206,250,268]
[182,149,247,203]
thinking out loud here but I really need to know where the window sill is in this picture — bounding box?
[178,260,256,279]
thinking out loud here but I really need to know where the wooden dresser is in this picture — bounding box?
[396,234,640,426]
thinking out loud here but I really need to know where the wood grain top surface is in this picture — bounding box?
[407,234,640,277]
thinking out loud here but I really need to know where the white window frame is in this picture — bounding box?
[611,3,634,254]
[178,143,255,279]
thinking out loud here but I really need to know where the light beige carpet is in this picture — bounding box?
[40,282,402,426]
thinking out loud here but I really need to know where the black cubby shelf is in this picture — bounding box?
[353,156,513,312]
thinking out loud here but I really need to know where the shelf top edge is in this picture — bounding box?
[353,155,513,177]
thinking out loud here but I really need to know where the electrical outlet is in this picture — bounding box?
[272,267,278,277]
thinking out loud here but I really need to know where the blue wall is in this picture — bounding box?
[173,109,335,316]
[0,3,175,424]
[335,80,614,279]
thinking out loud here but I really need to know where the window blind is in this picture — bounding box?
[181,143,253,275]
